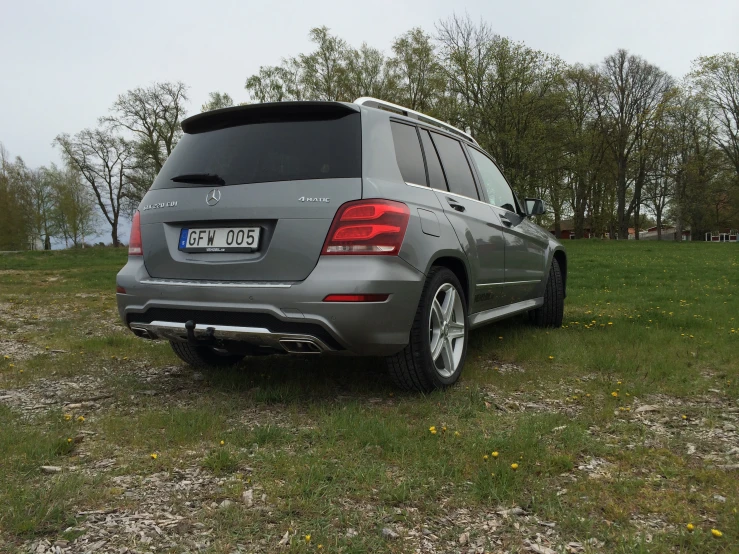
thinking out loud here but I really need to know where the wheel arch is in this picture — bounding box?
[428,255,471,307]
[552,248,567,298]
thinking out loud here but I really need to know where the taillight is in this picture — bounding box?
[128,211,142,256]
[322,200,410,255]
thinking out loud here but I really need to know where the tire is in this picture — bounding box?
[528,257,564,328]
[169,341,244,369]
[386,267,469,392]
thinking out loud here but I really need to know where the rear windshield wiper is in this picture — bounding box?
[170,173,225,185]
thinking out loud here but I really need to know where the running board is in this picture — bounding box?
[468,298,544,329]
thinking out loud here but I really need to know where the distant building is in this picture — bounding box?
[705,229,738,242]
[642,226,691,241]
[548,220,594,240]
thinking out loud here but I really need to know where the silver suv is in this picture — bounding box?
[116,97,566,391]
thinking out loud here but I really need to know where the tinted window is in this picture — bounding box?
[390,122,427,186]
[152,113,361,188]
[430,132,479,200]
[468,148,516,211]
[420,130,448,191]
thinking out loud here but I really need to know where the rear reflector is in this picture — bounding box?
[116,286,126,294]
[321,199,410,255]
[128,211,143,256]
[323,294,389,302]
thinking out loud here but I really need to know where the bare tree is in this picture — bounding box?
[54,129,133,247]
[594,49,673,239]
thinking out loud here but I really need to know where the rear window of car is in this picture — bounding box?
[151,113,361,189]
[430,132,479,200]
[390,121,427,186]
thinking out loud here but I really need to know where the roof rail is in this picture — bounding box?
[354,97,478,146]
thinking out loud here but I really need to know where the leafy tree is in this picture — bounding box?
[201,92,234,112]
[390,28,444,112]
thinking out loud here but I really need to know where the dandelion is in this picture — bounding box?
[682,415,687,420]
[64,414,72,421]
[77,416,85,423]
[686,523,694,532]
[429,426,437,435]
[67,438,73,443]
[511,463,518,470]
[3,355,9,360]
[9,363,14,368]
[711,529,723,538]
[150,453,158,460]
[441,426,447,433]
[220,440,225,446]
[608,322,613,326]
[611,391,618,398]
[617,381,622,385]
[492,451,499,458]
[318,545,323,550]
[483,455,489,461]
[548,356,554,360]
[454,431,460,437]
[305,534,311,543]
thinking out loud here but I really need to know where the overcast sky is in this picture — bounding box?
[1,0,737,169]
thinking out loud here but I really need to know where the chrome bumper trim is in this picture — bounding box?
[129,321,332,352]
[140,279,293,288]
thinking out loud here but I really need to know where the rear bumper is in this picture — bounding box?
[116,256,425,356]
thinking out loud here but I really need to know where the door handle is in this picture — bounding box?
[447,198,466,212]
[499,215,512,227]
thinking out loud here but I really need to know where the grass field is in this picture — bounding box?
[0,242,737,553]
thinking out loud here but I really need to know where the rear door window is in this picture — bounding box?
[151,113,361,189]
[390,121,427,186]
[419,129,448,191]
[430,132,479,200]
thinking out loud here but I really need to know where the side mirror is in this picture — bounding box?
[525,198,546,217]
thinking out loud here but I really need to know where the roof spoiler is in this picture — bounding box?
[181,101,360,134]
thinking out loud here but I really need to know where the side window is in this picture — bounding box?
[430,132,479,200]
[390,121,427,186]
[419,130,448,191]
[468,148,516,212]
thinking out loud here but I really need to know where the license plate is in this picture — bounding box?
[178,227,261,253]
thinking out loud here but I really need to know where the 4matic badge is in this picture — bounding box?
[299,196,330,203]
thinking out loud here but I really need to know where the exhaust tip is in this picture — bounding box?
[280,340,322,354]
[130,326,156,340]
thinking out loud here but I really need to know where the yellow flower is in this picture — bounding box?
[617,381,622,385]
[305,534,311,543]
[150,453,158,460]
[682,415,687,420]
[9,363,14,368]
[711,529,723,538]
[64,414,72,421]
[608,322,613,325]
[429,426,436,435]
[511,463,519,470]
[67,438,73,443]
[548,356,554,360]
[454,431,460,437]
[318,545,323,550]
[3,355,9,360]
[611,391,618,397]
[220,440,225,446]
[492,451,499,458]
[686,523,694,532]
[483,455,489,461]
[77,416,85,423]
[441,426,447,433]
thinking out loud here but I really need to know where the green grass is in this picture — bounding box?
[0,242,737,552]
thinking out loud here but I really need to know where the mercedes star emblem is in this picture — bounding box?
[206,188,221,206]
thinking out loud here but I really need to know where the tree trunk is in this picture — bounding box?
[616,158,628,240]
[656,212,662,240]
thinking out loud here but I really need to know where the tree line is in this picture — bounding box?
[1,15,737,250]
